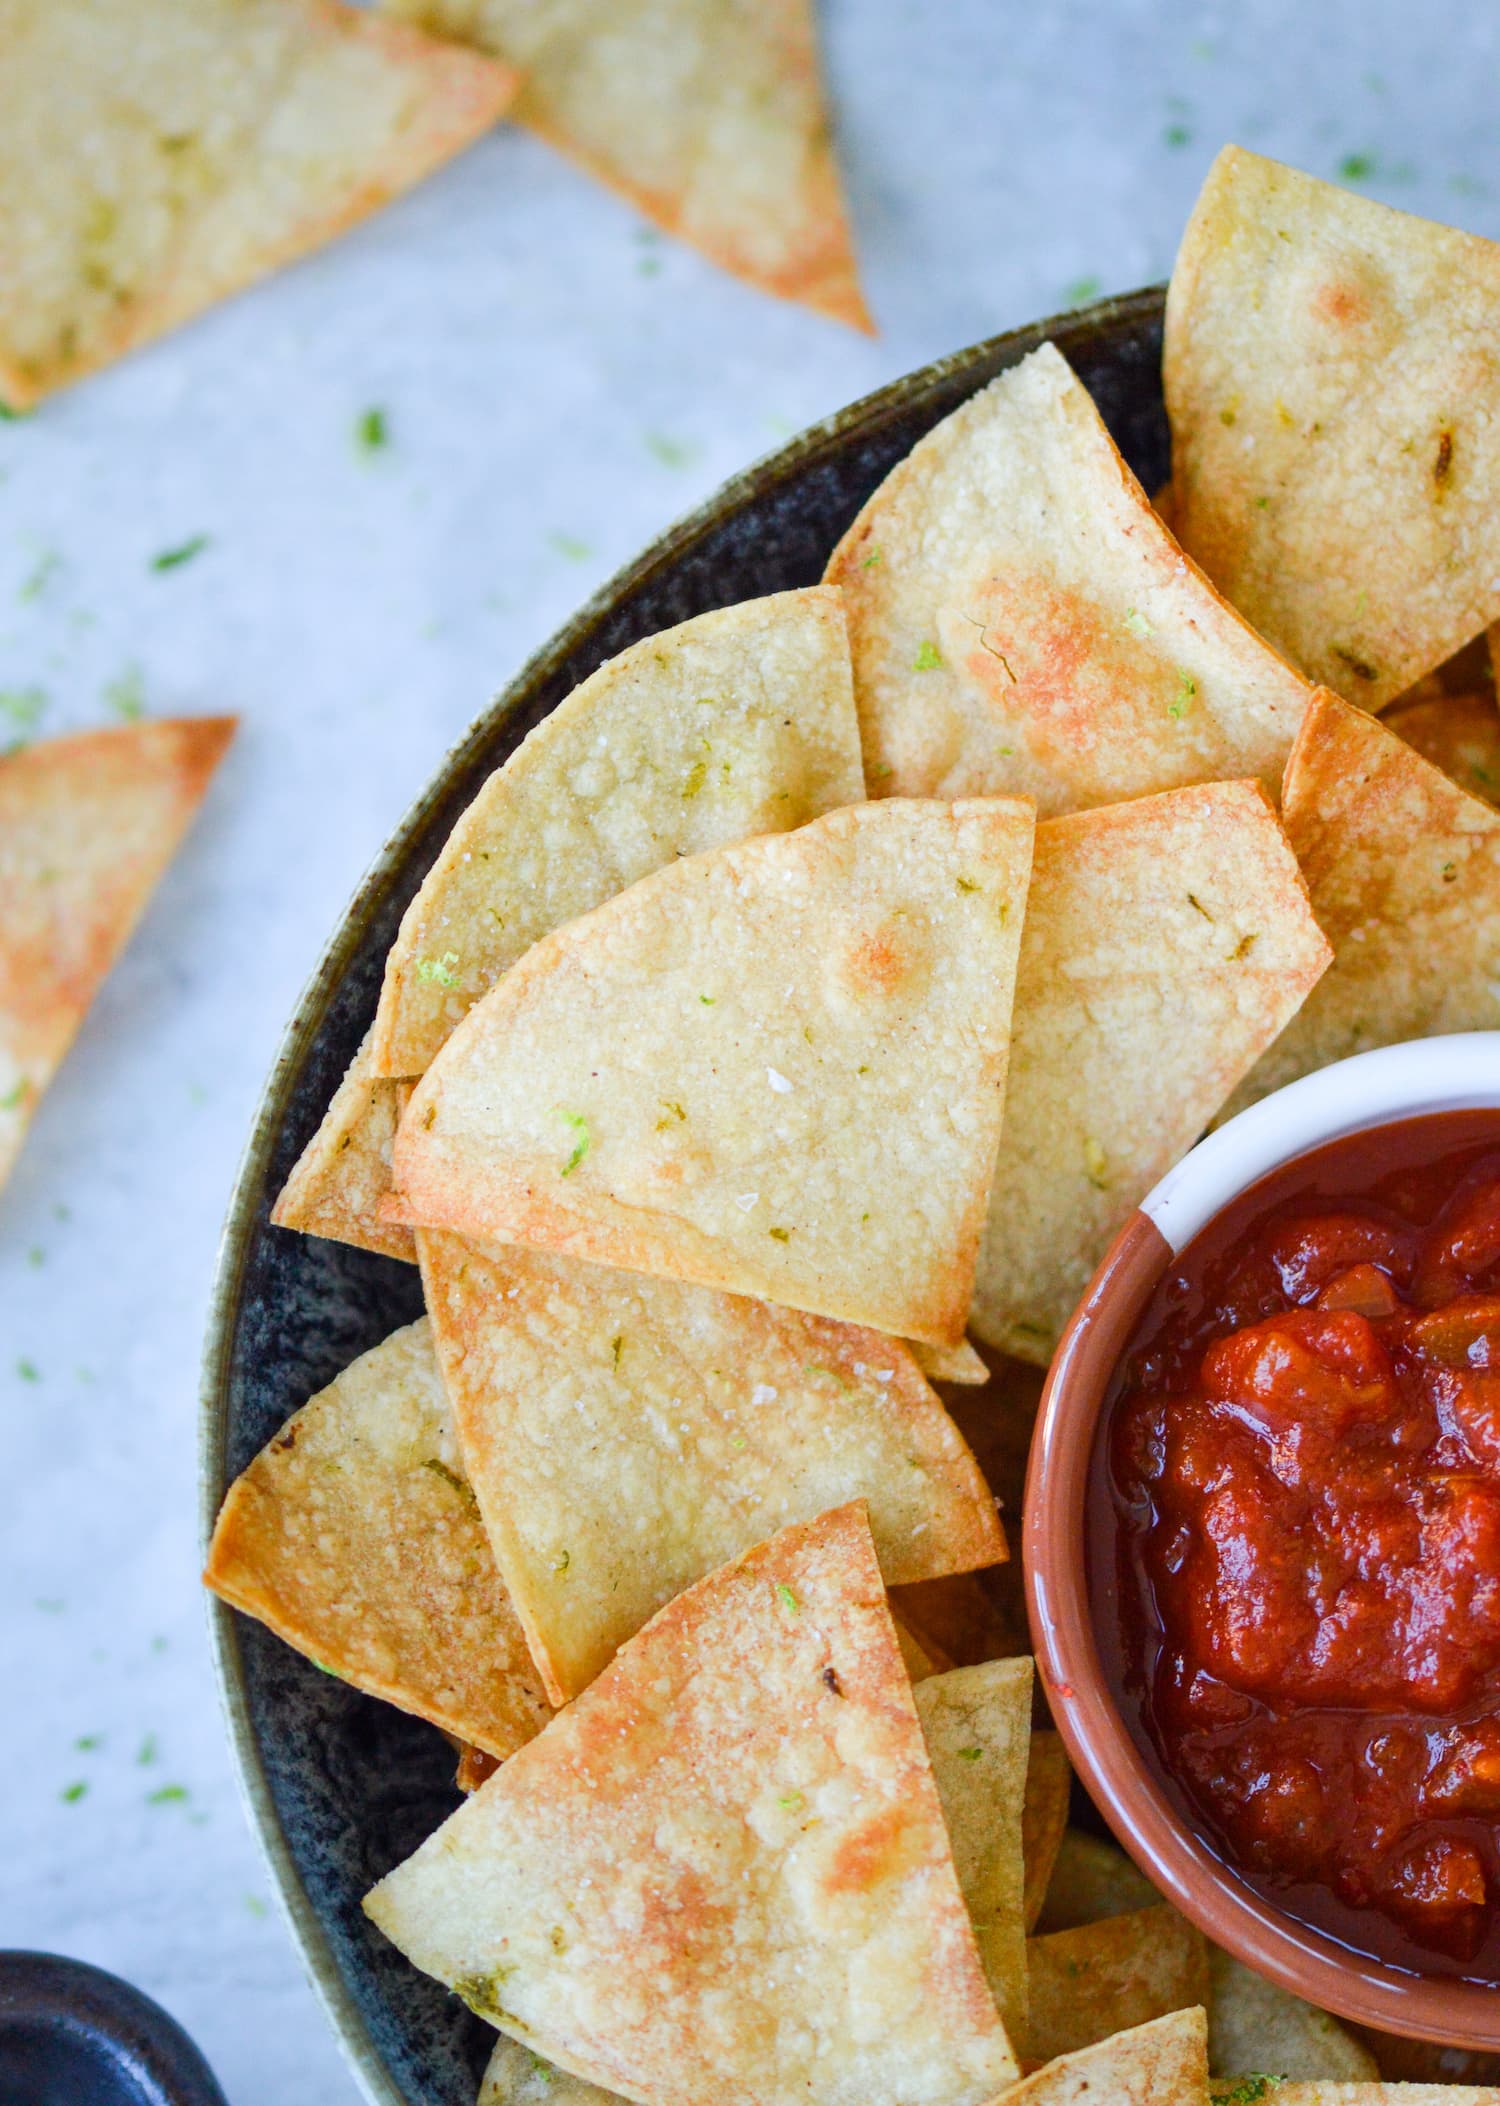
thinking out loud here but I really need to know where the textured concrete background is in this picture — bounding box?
[3,4,1499,2099]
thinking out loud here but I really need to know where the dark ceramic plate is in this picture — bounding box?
[200,286,1169,2106]
[0,1952,228,2106]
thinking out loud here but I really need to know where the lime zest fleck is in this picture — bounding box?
[778,1790,804,1810]
[136,1733,159,1766]
[61,1780,88,1804]
[861,545,882,569]
[956,1745,984,1762]
[147,1783,189,1806]
[355,407,389,453]
[775,1583,798,1613]
[548,530,592,561]
[1,1079,28,1111]
[912,639,944,672]
[16,1358,39,1382]
[1123,607,1153,639]
[1168,670,1197,721]
[416,950,460,987]
[557,1109,590,1176]
[1064,275,1101,307]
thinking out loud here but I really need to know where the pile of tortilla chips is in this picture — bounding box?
[210,149,1500,2106]
[0,0,864,410]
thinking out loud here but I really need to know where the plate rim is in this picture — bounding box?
[196,283,1167,2106]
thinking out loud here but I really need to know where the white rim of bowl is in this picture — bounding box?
[1144,1031,1500,1256]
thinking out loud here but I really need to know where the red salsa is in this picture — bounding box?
[1096,1111,1500,1976]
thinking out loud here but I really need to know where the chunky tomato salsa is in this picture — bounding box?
[1096,1110,1500,1975]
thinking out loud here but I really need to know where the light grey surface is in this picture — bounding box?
[2,5,1497,2101]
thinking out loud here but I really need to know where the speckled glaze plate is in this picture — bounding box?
[199,287,1169,2106]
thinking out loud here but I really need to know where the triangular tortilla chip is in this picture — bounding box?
[1165,146,1500,710]
[996,2008,1209,2106]
[1025,1904,1209,2064]
[911,1335,990,1385]
[1208,1951,1378,2085]
[1021,1732,1071,1932]
[915,1658,1033,2044]
[364,1504,1019,2106]
[1382,692,1500,806]
[456,1741,501,1793]
[372,589,863,1079]
[1223,689,1500,1116]
[379,0,866,328]
[970,780,1331,1362]
[1248,2091,1500,2106]
[1036,1830,1160,1934]
[482,2037,621,2106]
[0,0,514,408]
[1,716,234,1191]
[204,1318,553,1758]
[418,1229,1003,1703]
[389,798,1036,1345]
[824,342,1310,814]
[270,1027,415,1262]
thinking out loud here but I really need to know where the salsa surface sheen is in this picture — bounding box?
[1093,1108,1500,1979]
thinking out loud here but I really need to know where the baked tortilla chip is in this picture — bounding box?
[379,0,866,328]
[1382,692,1500,806]
[1223,689,1500,1116]
[824,342,1310,813]
[911,1336,990,1385]
[1036,1829,1160,1933]
[0,716,234,1193]
[1025,1903,1209,2064]
[1253,2091,1500,2106]
[1021,1732,1071,1932]
[270,1027,415,1262]
[916,1658,1033,2043]
[481,2037,620,2106]
[1165,147,1500,710]
[456,1741,500,1794]
[1209,1951,1377,2084]
[204,1319,554,1758]
[372,589,863,1078]
[0,0,514,408]
[418,1229,1004,1704]
[364,1504,1019,2106]
[389,799,1035,1345]
[997,2008,1209,2106]
[971,780,1330,1361]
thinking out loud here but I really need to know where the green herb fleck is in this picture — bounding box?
[422,1457,471,1498]
[416,950,461,987]
[682,756,708,798]
[775,1583,798,1613]
[548,531,592,561]
[861,545,882,569]
[151,534,210,573]
[699,993,715,1005]
[16,1358,39,1382]
[553,1549,571,1575]
[136,1733,159,1766]
[1168,670,1197,721]
[355,407,389,453]
[778,1790,804,1810]
[1064,275,1101,307]
[1123,608,1152,639]
[104,664,146,721]
[527,2052,556,2084]
[956,1745,984,1762]
[0,400,26,421]
[1339,153,1375,183]
[1,1079,28,1111]
[61,1780,88,1804]
[645,431,698,470]
[956,876,979,893]
[912,639,944,671]
[243,1892,269,1919]
[147,1784,189,1806]
[1163,122,1192,148]
[75,1733,103,1751]
[18,548,60,602]
[557,1109,590,1176]
[1213,2080,1282,2106]
[768,1226,791,1243]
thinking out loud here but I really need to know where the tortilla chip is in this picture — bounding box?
[912,1335,990,1384]
[1036,1829,1160,1933]
[1382,692,1500,806]
[1222,689,1500,1116]
[378,0,866,329]
[0,0,514,408]
[389,798,1035,1345]
[1021,1733,1071,1932]
[1165,146,1500,710]
[481,2037,621,2106]
[1208,1950,1377,2084]
[0,716,234,1192]
[418,1229,1004,1704]
[916,1658,1034,2043]
[270,1027,415,1262]
[970,781,1331,1363]
[204,1319,554,1758]
[455,1741,500,1793]
[824,342,1310,814]
[891,1570,1031,1671]
[364,1504,1019,2106]
[1251,2091,1500,2106]
[371,589,863,1079]
[1025,1904,1209,2064]
[997,2008,1209,2106]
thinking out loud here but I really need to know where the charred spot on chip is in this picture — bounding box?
[822,1664,843,1695]
[1434,426,1455,492]
[271,1423,299,1452]
[1331,644,1379,684]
